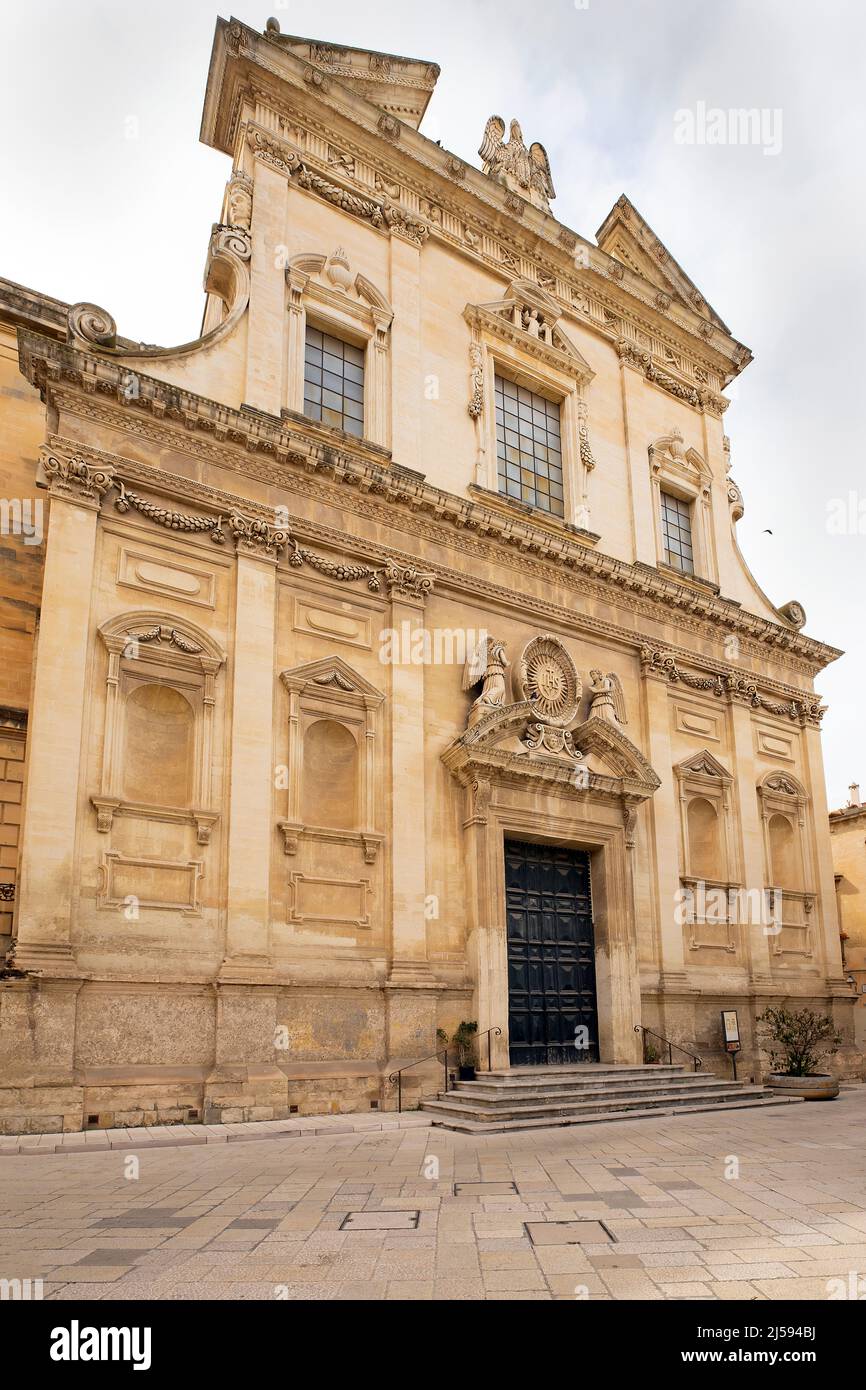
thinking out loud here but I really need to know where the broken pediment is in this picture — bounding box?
[442,701,660,804]
[263,20,440,131]
[464,281,595,383]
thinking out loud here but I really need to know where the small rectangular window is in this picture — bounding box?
[495,374,564,518]
[303,327,365,438]
[660,491,695,575]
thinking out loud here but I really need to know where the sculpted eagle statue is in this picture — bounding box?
[479,116,556,211]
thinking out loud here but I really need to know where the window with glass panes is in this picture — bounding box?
[660,491,695,574]
[495,375,564,518]
[303,327,365,437]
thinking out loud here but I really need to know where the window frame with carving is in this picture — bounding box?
[649,432,718,586]
[465,280,596,532]
[758,770,816,960]
[286,251,393,451]
[278,657,386,866]
[674,750,741,954]
[91,613,226,848]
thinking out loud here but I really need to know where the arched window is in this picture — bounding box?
[123,685,195,808]
[302,720,358,830]
[768,813,799,890]
[687,797,722,881]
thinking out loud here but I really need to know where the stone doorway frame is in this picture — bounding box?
[443,709,662,1070]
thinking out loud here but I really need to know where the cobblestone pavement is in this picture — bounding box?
[2,1091,865,1302]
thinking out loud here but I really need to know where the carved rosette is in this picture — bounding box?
[40,452,115,505]
[517,636,582,729]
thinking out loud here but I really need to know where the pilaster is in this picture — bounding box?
[14,455,113,974]
[641,659,689,989]
[220,518,287,980]
[385,564,437,991]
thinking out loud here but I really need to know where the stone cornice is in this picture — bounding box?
[204,20,750,387]
[242,117,740,401]
[0,278,67,339]
[18,332,840,678]
[35,433,839,722]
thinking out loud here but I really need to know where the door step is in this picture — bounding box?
[423,1094,801,1134]
[421,1064,800,1133]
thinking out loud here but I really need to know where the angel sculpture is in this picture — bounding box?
[464,637,510,728]
[478,116,556,211]
[588,670,628,726]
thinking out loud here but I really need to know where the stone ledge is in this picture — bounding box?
[0,1109,432,1157]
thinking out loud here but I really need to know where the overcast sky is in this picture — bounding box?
[1,0,863,808]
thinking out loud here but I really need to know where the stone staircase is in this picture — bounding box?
[421,1063,799,1133]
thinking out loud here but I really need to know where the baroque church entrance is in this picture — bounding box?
[505,840,599,1066]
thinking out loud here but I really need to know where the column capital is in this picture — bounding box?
[384,560,435,603]
[230,513,291,562]
[39,450,114,509]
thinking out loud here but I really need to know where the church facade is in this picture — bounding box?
[0,16,857,1133]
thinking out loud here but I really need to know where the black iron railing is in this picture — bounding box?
[635,1025,702,1072]
[389,1027,503,1114]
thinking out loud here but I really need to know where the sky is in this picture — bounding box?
[1,0,863,809]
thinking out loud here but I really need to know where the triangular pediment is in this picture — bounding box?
[675,749,732,782]
[596,196,730,333]
[280,656,384,703]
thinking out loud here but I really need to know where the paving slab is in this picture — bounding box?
[3,1088,866,1301]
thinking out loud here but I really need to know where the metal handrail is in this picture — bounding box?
[635,1024,702,1072]
[388,1049,450,1116]
[388,1027,503,1114]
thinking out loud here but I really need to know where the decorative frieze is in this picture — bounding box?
[114,481,227,542]
[20,348,839,676]
[640,647,826,726]
[246,126,429,245]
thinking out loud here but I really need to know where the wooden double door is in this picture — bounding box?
[505,839,599,1066]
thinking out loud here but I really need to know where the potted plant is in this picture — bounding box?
[644,1040,661,1066]
[439,1022,479,1081]
[757,1006,842,1101]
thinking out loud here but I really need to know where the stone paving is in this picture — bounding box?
[1,1090,865,1302]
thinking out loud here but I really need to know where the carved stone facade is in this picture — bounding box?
[0,16,858,1134]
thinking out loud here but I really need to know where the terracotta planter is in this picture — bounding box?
[767,1074,840,1101]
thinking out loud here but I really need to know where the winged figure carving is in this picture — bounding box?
[463,636,510,728]
[588,670,628,726]
[478,116,556,211]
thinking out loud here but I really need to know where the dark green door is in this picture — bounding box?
[505,840,599,1066]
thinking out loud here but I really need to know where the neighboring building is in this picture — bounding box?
[831,785,866,1052]
[0,16,858,1133]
